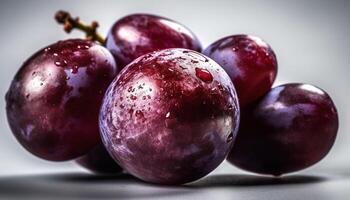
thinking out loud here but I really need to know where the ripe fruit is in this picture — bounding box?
[100,48,240,184]
[106,14,202,69]
[6,39,117,161]
[203,35,277,107]
[76,142,123,174]
[227,83,338,176]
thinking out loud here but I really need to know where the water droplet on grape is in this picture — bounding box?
[71,66,79,73]
[135,110,144,118]
[130,95,137,100]
[55,59,68,67]
[195,68,213,83]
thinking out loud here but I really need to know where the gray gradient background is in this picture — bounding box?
[0,0,349,199]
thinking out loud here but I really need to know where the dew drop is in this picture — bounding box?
[195,68,213,83]
[135,110,144,118]
[130,95,137,100]
[55,60,67,67]
[71,65,79,74]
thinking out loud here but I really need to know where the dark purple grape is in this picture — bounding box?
[227,83,338,176]
[76,142,123,174]
[203,35,277,108]
[6,39,117,161]
[99,48,240,184]
[106,14,202,69]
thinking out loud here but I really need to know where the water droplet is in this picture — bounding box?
[53,53,58,57]
[55,60,68,67]
[40,82,43,86]
[130,95,137,100]
[195,68,213,83]
[227,132,234,143]
[71,65,79,73]
[135,110,144,118]
[165,112,171,118]
[77,44,90,50]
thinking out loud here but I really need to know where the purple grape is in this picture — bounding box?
[99,48,240,184]
[106,14,202,69]
[6,39,117,161]
[227,83,338,176]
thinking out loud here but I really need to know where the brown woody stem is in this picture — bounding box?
[55,10,106,45]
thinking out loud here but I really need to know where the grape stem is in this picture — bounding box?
[55,10,106,45]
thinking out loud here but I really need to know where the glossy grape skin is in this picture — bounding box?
[106,14,202,70]
[203,35,277,108]
[6,39,117,161]
[227,83,338,176]
[76,142,123,174]
[100,48,240,185]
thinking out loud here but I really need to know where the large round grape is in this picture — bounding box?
[6,39,117,161]
[203,35,277,108]
[227,83,338,176]
[106,14,202,69]
[100,48,239,184]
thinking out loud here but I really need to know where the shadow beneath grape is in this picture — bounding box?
[0,173,193,199]
[188,173,326,188]
[48,172,136,183]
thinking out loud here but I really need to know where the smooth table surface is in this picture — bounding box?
[1,166,349,200]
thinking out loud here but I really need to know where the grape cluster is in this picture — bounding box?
[5,11,338,185]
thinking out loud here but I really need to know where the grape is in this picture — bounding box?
[227,83,338,176]
[106,14,202,69]
[76,142,123,174]
[203,35,277,107]
[99,48,240,184]
[6,39,117,161]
